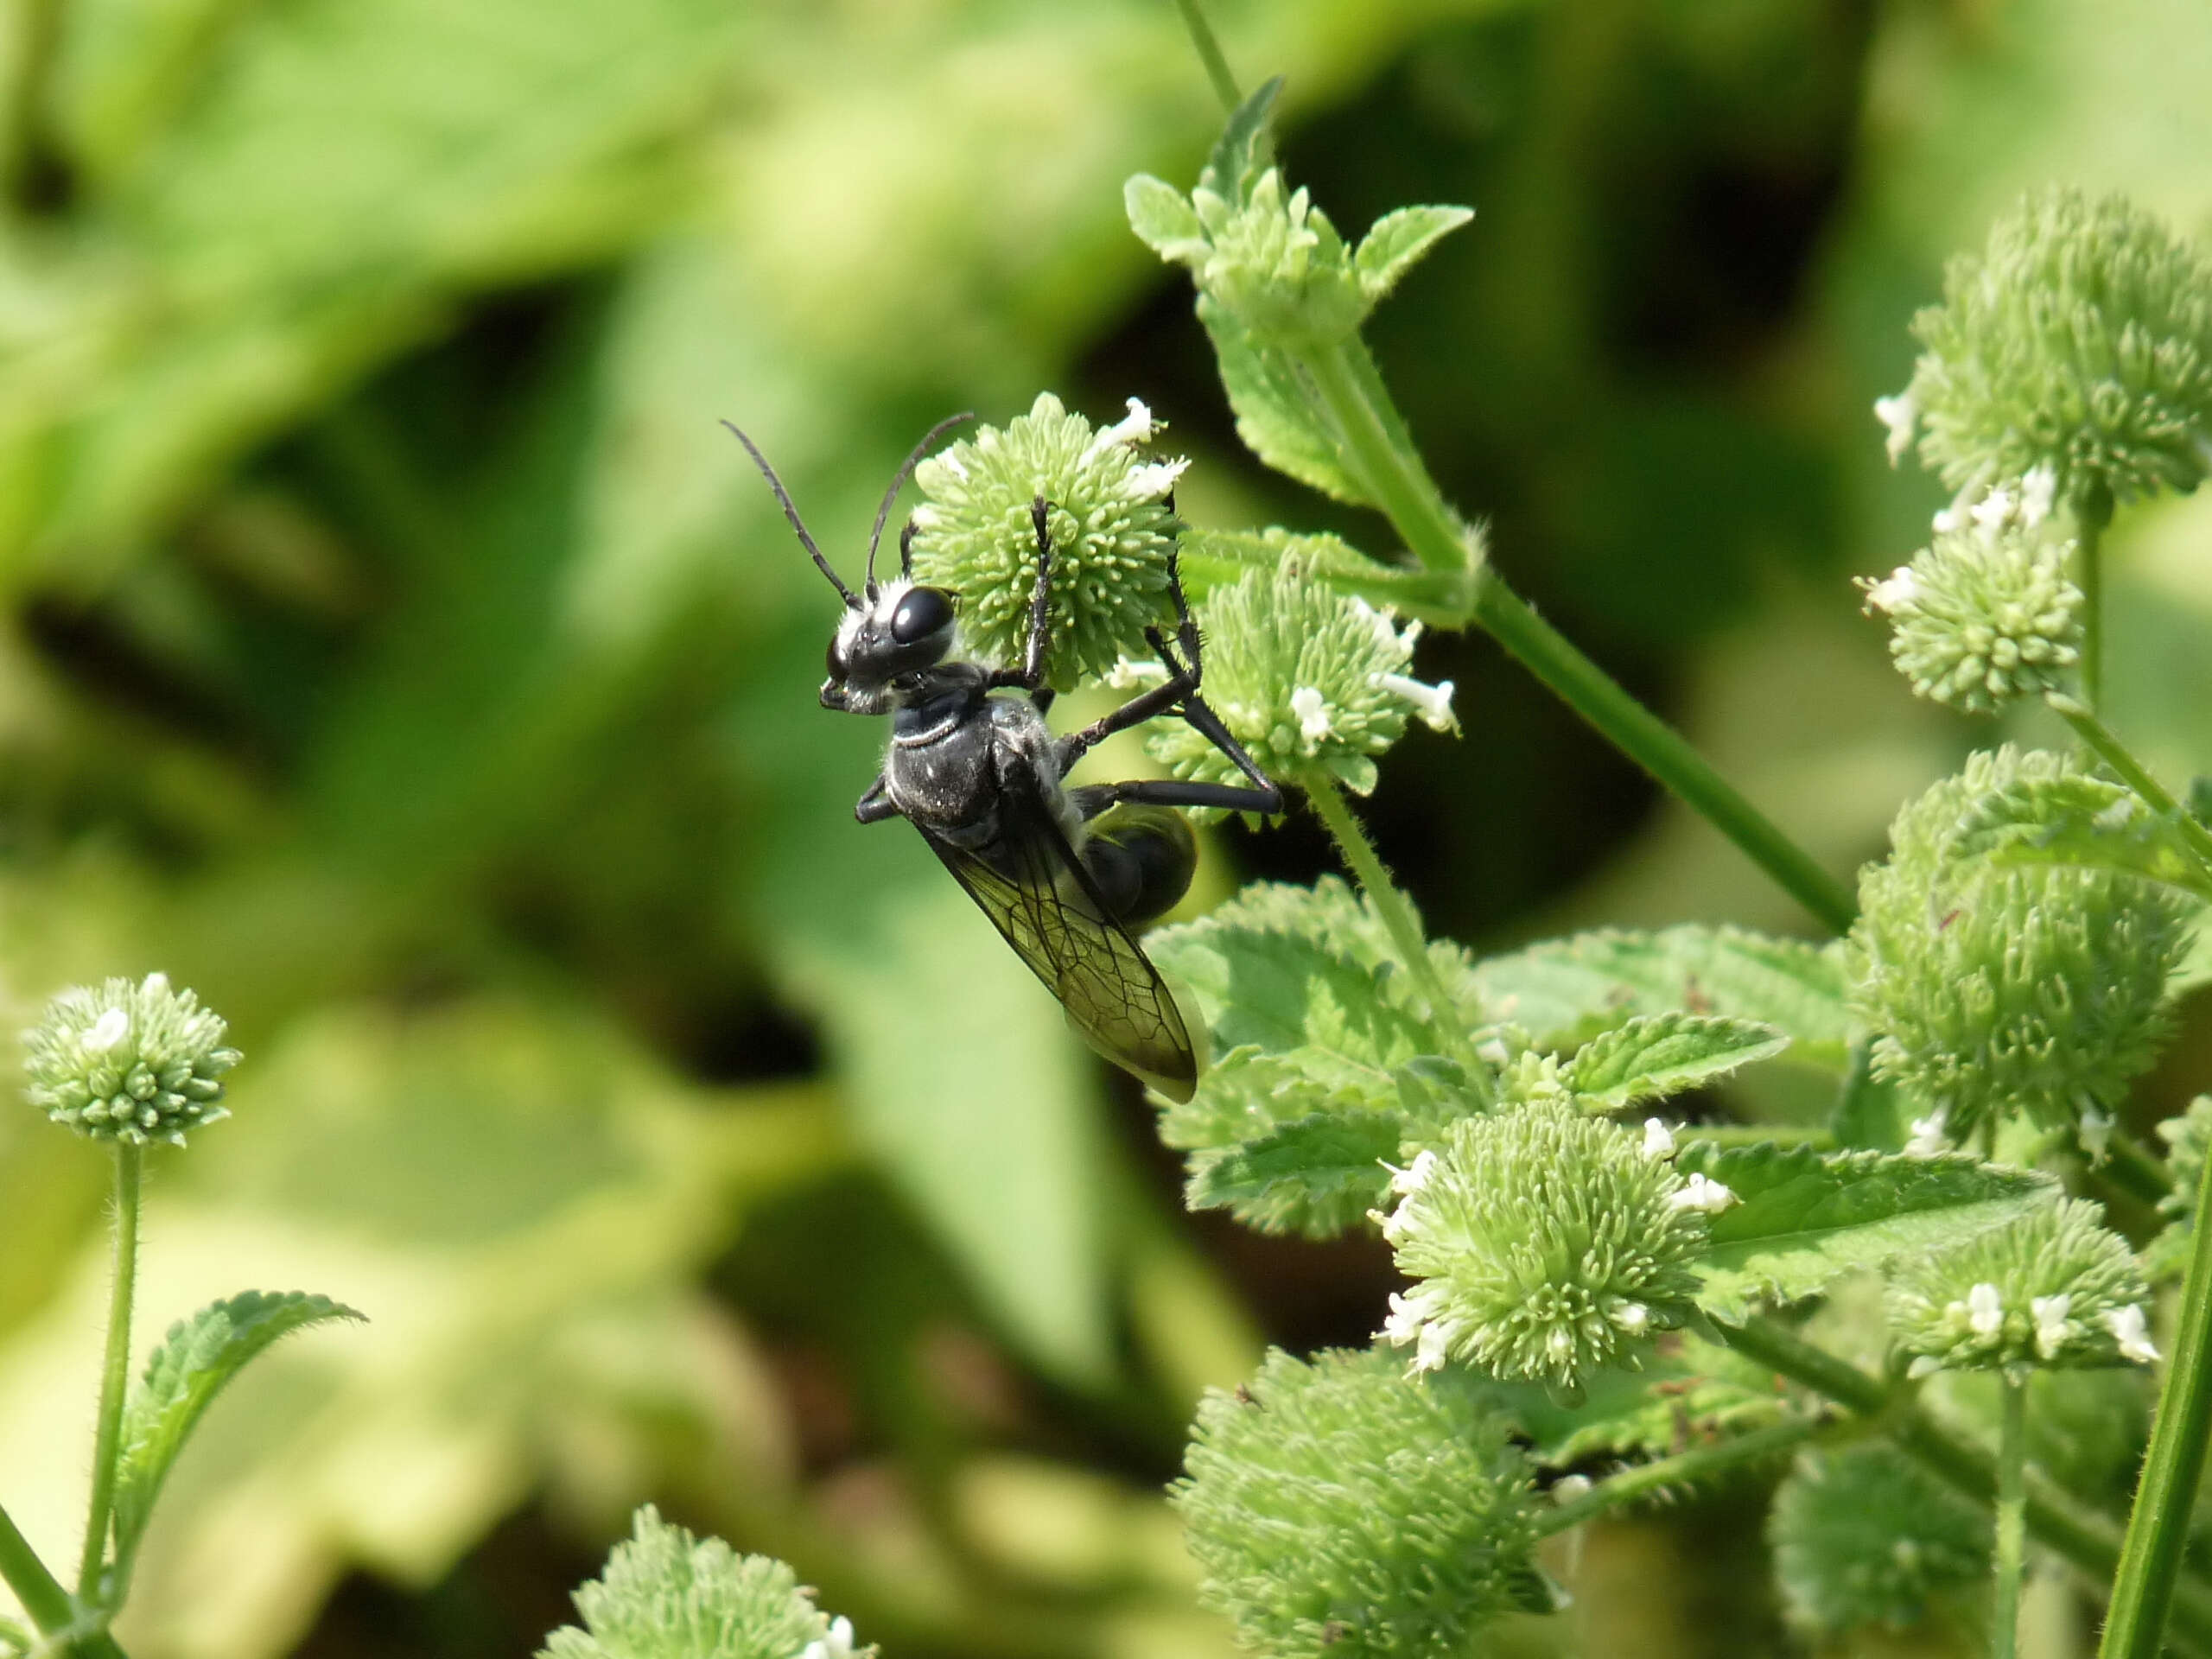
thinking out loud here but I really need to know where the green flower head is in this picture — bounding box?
[1376,1103,1721,1390]
[1885,1198,2156,1377]
[1769,1443,1991,1637]
[541,1505,870,1659]
[23,973,238,1147]
[1883,186,2212,504]
[1173,1347,1544,1659]
[906,392,1184,689]
[1127,563,1456,804]
[1847,747,2192,1140]
[1860,472,2082,715]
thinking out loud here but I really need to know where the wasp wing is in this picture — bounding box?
[918,781,1198,1103]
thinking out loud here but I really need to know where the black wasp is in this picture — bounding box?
[728,415,1281,1101]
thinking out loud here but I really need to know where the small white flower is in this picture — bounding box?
[1862,566,1919,614]
[1966,1282,2005,1338]
[1907,1353,1942,1379]
[1904,1109,1949,1156]
[2031,1294,2072,1358]
[83,1009,130,1052]
[1667,1173,1738,1215]
[1382,1287,1439,1347]
[2077,1103,2115,1160]
[1551,1473,1593,1503]
[1122,457,1190,499]
[1105,658,1169,690]
[1612,1301,1650,1334]
[797,1616,859,1659]
[1971,486,2017,533]
[1371,671,1458,733]
[1290,684,1334,744]
[1387,1149,1440,1198]
[2019,462,2057,528]
[1640,1118,1675,1160]
[2107,1304,2159,1364]
[1414,1319,1452,1373]
[1874,391,1919,465]
[1083,396,1156,460]
[1368,1205,1413,1244]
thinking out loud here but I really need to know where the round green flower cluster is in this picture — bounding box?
[1376,1103,1715,1389]
[1130,563,1455,802]
[22,973,238,1147]
[542,1505,868,1659]
[1885,1198,2155,1376]
[1173,1347,1542,1659]
[1768,1443,1990,1637]
[906,393,1184,688]
[1885,186,2212,504]
[1861,484,2082,715]
[1848,747,2191,1138]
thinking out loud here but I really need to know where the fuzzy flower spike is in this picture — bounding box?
[1126,561,1457,804]
[23,973,239,1147]
[906,392,1185,689]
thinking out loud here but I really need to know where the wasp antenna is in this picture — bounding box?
[722,421,860,608]
[865,410,976,591]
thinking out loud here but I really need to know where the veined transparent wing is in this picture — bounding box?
[918,785,1198,1103]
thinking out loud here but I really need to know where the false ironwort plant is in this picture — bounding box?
[536,44,2212,1659]
[0,977,359,1659]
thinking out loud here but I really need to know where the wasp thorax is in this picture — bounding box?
[821,578,959,712]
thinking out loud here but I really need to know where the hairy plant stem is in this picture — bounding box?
[2099,1122,2212,1659]
[1299,770,1477,1068]
[1535,1415,1824,1536]
[1297,339,1858,934]
[0,1503,71,1638]
[1715,1315,2212,1653]
[2049,696,2212,884]
[77,1146,143,1604]
[1994,1374,2027,1659]
[2075,482,2113,715]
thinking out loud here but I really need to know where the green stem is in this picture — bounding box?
[1994,1373,2027,1659]
[1715,1316,2212,1653]
[1300,769,1478,1067]
[1298,339,1857,934]
[1168,0,1241,112]
[77,1145,143,1604]
[1534,1415,1823,1536]
[2075,482,2113,716]
[0,1503,71,1637]
[2050,696,2212,883]
[2102,1129,2176,1211]
[2099,1115,2212,1659]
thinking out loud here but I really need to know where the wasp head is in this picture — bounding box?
[821,578,958,713]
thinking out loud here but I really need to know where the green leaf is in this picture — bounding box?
[1950,771,2212,900]
[1198,74,1283,206]
[1679,1144,2059,1322]
[1197,296,1376,505]
[1565,1013,1790,1110]
[1474,926,1853,1071]
[111,1290,365,1575]
[1185,1109,1403,1237]
[1352,205,1475,302]
[1123,174,1208,264]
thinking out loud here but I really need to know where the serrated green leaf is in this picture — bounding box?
[1352,205,1474,302]
[1679,1144,2058,1322]
[1198,74,1283,206]
[1197,296,1376,505]
[1185,1109,1402,1237]
[1951,772,2212,900]
[1123,175,1207,262]
[111,1290,364,1579]
[1473,926,1852,1071]
[1566,1014,1789,1110]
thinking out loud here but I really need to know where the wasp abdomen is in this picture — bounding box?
[1077,803,1197,928]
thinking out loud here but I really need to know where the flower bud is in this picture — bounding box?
[1173,1347,1542,1659]
[1888,186,2212,504]
[1885,1198,2154,1376]
[1128,563,1455,803]
[1769,1443,1990,1637]
[907,393,1183,687]
[1378,1103,1712,1389]
[1847,747,2191,1138]
[23,973,238,1147]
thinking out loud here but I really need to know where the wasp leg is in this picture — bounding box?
[1077,778,1282,817]
[987,497,1054,693]
[1053,668,1197,773]
[855,773,899,824]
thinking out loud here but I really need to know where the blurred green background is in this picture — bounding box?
[3,0,2211,1654]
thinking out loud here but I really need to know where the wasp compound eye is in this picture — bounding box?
[892,586,955,646]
